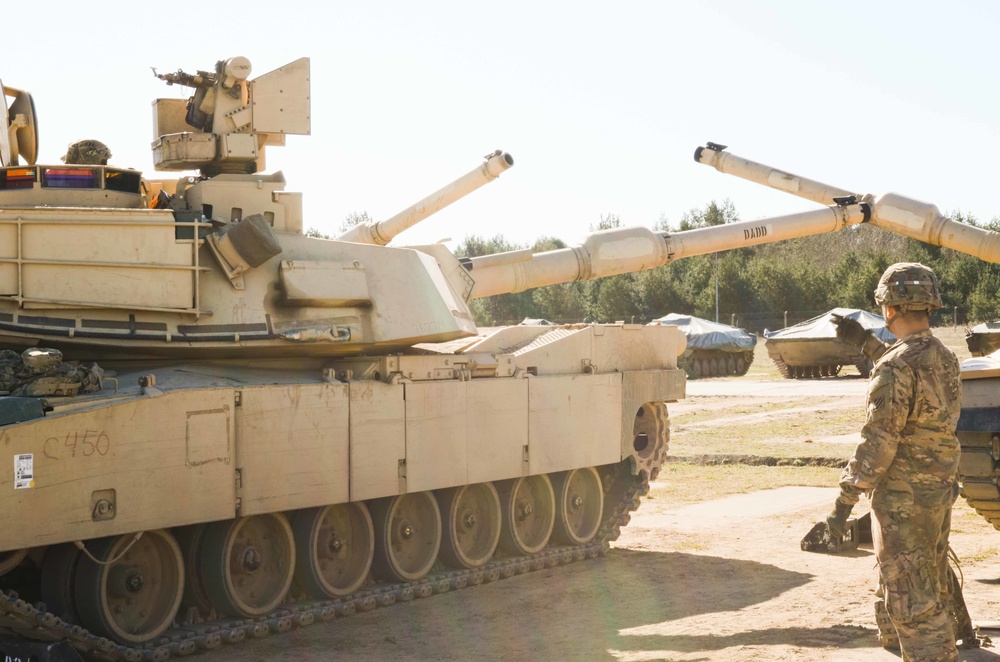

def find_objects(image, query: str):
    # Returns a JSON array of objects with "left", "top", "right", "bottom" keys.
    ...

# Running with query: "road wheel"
[
  {"left": 200, "top": 514, "right": 295, "bottom": 618},
  {"left": 552, "top": 467, "right": 604, "bottom": 545},
  {"left": 173, "top": 524, "right": 213, "bottom": 620},
  {"left": 293, "top": 503, "right": 374, "bottom": 598},
  {"left": 41, "top": 544, "right": 83, "bottom": 624},
  {"left": 0, "top": 548, "right": 27, "bottom": 578},
  {"left": 497, "top": 475, "right": 556, "bottom": 555},
  {"left": 74, "top": 530, "right": 184, "bottom": 644},
  {"left": 438, "top": 483, "right": 501, "bottom": 569},
  {"left": 370, "top": 492, "right": 442, "bottom": 582}
]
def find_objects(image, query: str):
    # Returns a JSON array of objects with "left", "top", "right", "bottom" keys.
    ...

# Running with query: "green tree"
[{"left": 676, "top": 199, "right": 738, "bottom": 230}]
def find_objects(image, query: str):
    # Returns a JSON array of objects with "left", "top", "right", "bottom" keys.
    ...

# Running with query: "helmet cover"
[{"left": 873, "top": 262, "right": 942, "bottom": 311}]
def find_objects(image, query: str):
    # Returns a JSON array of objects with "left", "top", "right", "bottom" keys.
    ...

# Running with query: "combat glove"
[
  {"left": 825, "top": 499, "right": 854, "bottom": 539},
  {"left": 831, "top": 313, "right": 888, "bottom": 363}
]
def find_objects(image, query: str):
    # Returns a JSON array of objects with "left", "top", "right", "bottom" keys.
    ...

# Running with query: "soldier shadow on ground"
[
  {"left": 595, "top": 548, "right": 881, "bottom": 657},
  {"left": 613, "top": 630, "right": 1000, "bottom": 659}
]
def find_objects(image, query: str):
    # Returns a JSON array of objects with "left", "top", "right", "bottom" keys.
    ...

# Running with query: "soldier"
[{"left": 827, "top": 262, "right": 962, "bottom": 662}]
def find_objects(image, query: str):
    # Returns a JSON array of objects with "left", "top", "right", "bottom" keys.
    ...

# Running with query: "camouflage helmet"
[
  {"left": 873, "top": 262, "right": 942, "bottom": 311},
  {"left": 61, "top": 139, "right": 111, "bottom": 166}
]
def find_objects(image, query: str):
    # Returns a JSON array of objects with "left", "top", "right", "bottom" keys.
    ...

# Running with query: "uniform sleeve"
[{"left": 838, "top": 360, "right": 914, "bottom": 504}]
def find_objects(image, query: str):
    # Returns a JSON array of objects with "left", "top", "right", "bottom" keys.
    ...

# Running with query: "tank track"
[
  {"left": 0, "top": 462, "right": 648, "bottom": 662},
  {"left": 964, "top": 499, "right": 1000, "bottom": 529},
  {"left": 772, "top": 358, "right": 844, "bottom": 380},
  {"left": 685, "top": 350, "right": 754, "bottom": 379}
]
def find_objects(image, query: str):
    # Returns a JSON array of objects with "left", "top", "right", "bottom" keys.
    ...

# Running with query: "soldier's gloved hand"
[
  {"left": 825, "top": 500, "right": 854, "bottom": 539},
  {"left": 832, "top": 313, "right": 868, "bottom": 348}
]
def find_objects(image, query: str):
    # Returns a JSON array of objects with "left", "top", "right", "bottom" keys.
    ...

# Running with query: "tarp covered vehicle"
[
  {"left": 650, "top": 313, "right": 757, "bottom": 378},
  {"left": 764, "top": 307, "right": 894, "bottom": 378},
  {"left": 966, "top": 321, "right": 1000, "bottom": 357}
]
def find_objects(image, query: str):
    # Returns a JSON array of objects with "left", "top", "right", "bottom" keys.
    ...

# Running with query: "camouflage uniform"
[{"left": 838, "top": 328, "right": 962, "bottom": 662}]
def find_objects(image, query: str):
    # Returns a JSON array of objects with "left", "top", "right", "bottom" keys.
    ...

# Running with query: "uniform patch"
[{"left": 866, "top": 369, "right": 895, "bottom": 424}]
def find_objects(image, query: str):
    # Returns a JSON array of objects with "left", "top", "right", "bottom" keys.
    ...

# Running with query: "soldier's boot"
[
  {"left": 947, "top": 563, "right": 985, "bottom": 649},
  {"left": 874, "top": 597, "right": 901, "bottom": 651}
]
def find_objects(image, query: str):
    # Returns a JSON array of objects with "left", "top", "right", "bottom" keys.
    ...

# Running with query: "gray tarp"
[
  {"left": 969, "top": 321, "right": 1000, "bottom": 334},
  {"left": 649, "top": 313, "right": 757, "bottom": 351},
  {"left": 763, "top": 307, "right": 895, "bottom": 343}
]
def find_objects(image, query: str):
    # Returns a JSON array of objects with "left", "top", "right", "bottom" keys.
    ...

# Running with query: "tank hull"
[
  {"left": 954, "top": 366, "right": 1000, "bottom": 531},
  {"left": 764, "top": 337, "right": 871, "bottom": 378},
  {"left": 0, "top": 324, "right": 683, "bottom": 658},
  {"left": 966, "top": 323, "right": 1000, "bottom": 357}
]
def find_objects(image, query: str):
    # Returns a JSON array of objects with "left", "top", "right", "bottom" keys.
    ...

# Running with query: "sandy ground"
[{"left": 209, "top": 372, "right": 1000, "bottom": 662}]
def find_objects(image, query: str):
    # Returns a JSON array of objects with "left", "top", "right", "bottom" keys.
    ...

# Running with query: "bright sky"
[{"left": 6, "top": 1, "right": 999, "bottom": 250}]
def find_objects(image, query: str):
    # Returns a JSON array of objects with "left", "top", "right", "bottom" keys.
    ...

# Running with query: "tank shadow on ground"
[{"left": 209, "top": 548, "right": 813, "bottom": 661}]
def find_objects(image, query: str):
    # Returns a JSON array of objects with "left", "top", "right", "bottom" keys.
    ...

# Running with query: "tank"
[
  {"left": 763, "top": 308, "right": 894, "bottom": 379},
  {"left": 965, "top": 322, "right": 1000, "bottom": 357},
  {"left": 648, "top": 313, "right": 756, "bottom": 378},
  {"left": 693, "top": 142, "right": 1000, "bottom": 534},
  {"left": 0, "top": 60, "right": 896, "bottom": 661}
]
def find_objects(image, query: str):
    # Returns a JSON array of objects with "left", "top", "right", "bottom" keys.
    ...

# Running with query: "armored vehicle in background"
[
  {"left": 649, "top": 313, "right": 756, "bottom": 378},
  {"left": 965, "top": 322, "right": 1000, "bottom": 357},
  {"left": 763, "top": 308, "right": 894, "bottom": 379},
  {"left": 0, "top": 59, "right": 897, "bottom": 661},
  {"left": 693, "top": 142, "right": 1000, "bottom": 536}
]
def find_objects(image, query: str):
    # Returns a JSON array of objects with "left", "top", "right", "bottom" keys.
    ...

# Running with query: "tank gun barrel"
[
  {"left": 695, "top": 142, "right": 1000, "bottom": 265},
  {"left": 467, "top": 203, "right": 869, "bottom": 298},
  {"left": 694, "top": 142, "right": 859, "bottom": 206},
  {"left": 338, "top": 150, "right": 514, "bottom": 246}
]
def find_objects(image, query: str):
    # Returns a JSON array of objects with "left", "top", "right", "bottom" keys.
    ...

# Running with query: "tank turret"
[{"left": 0, "top": 64, "right": 887, "bottom": 363}]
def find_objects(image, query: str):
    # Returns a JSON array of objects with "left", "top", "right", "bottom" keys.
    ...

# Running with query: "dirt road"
[{"left": 211, "top": 368, "right": 1000, "bottom": 662}]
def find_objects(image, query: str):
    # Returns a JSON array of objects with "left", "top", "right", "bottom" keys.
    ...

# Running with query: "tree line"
[{"left": 315, "top": 203, "right": 1000, "bottom": 332}]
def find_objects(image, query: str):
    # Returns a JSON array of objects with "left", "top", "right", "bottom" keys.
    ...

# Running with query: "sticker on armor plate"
[{"left": 14, "top": 453, "right": 34, "bottom": 489}]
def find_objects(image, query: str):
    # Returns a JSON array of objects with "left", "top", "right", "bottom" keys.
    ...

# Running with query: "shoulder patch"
[{"left": 866, "top": 367, "right": 895, "bottom": 423}]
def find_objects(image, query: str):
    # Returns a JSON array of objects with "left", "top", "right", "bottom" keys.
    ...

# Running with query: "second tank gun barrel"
[
  {"left": 466, "top": 203, "right": 870, "bottom": 298},
  {"left": 694, "top": 142, "right": 860, "bottom": 206},
  {"left": 338, "top": 150, "right": 515, "bottom": 246},
  {"left": 695, "top": 142, "right": 1000, "bottom": 265}
]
